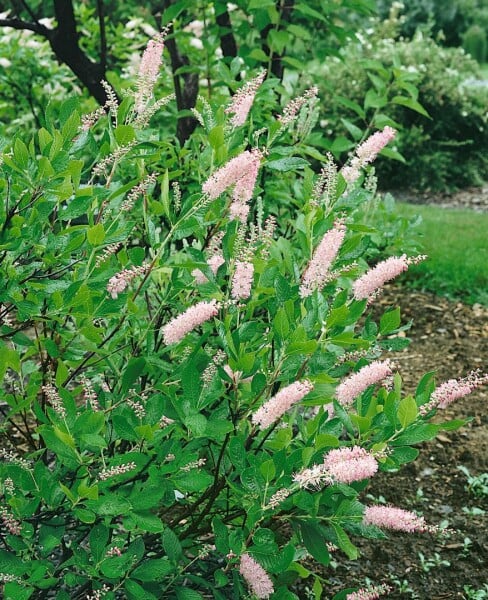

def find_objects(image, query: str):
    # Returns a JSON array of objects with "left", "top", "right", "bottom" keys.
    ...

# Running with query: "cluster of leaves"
[
  {"left": 0, "top": 41, "right": 467, "bottom": 600},
  {"left": 316, "top": 14, "right": 488, "bottom": 191}
]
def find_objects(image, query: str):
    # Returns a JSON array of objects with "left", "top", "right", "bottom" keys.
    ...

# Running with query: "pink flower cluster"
[
  {"left": 252, "top": 380, "right": 314, "bottom": 429},
  {"left": 231, "top": 260, "right": 254, "bottom": 300},
  {"left": 192, "top": 254, "right": 225, "bottom": 284},
  {"left": 420, "top": 370, "right": 488, "bottom": 414},
  {"left": 342, "top": 126, "right": 396, "bottom": 184},
  {"left": 42, "top": 383, "right": 66, "bottom": 418},
  {"left": 353, "top": 254, "right": 425, "bottom": 303},
  {"left": 323, "top": 446, "right": 378, "bottom": 484},
  {"left": 239, "top": 553, "right": 274, "bottom": 599},
  {"left": 300, "top": 220, "right": 346, "bottom": 297},
  {"left": 225, "top": 70, "right": 266, "bottom": 127},
  {"left": 336, "top": 360, "right": 393, "bottom": 406},
  {"left": 363, "top": 505, "right": 427, "bottom": 532},
  {"left": 107, "top": 264, "right": 148, "bottom": 299},
  {"left": 135, "top": 33, "right": 165, "bottom": 112},
  {"left": 346, "top": 584, "right": 392, "bottom": 600},
  {"left": 162, "top": 300, "right": 219, "bottom": 345},
  {"left": 293, "top": 463, "right": 333, "bottom": 490},
  {"left": 202, "top": 149, "right": 262, "bottom": 222},
  {"left": 0, "top": 506, "right": 21, "bottom": 535},
  {"left": 278, "top": 87, "right": 318, "bottom": 127}
]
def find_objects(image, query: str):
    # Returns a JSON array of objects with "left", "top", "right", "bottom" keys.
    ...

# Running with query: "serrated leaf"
[
  {"left": 163, "top": 527, "right": 182, "bottom": 562},
  {"left": 379, "top": 307, "right": 401, "bottom": 335},
  {"left": 397, "top": 396, "right": 418, "bottom": 428},
  {"left": 266, "top": 157, "right": 309, "bottom": 171},
  {"left": 331, "top": 523, "right": 358, "bottom": 560},
  {"left": 301, "top": 523, "right": 330, "bottom": 565},
  {"left": 132, "top": 558, "right": 172, "bottom": 582},
  {"left": 87, "top": 223, "right": 105, "bottom": 246}
]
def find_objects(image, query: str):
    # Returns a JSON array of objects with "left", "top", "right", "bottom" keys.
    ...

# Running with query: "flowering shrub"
[
  {"left": 0, "top": 33, "right": 486, "bottom": 600},
  {"left": 317, "top": 10, "right": 488, "bottom": 191}
]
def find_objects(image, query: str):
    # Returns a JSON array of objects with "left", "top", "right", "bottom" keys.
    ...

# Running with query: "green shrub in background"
[
  {"left": 317, "top": 15, "right": 488, "bottom": 191},
  {"left": 0, "top": 32, "right": 486, "bottom": 600},
  {"left": 463, "top": 24, "right": 487, "bottom": 63}
]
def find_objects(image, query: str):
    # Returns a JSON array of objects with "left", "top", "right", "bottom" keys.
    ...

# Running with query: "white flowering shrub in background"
[{"left": 0, "top": 33, "right": 486, "bottom": 600}]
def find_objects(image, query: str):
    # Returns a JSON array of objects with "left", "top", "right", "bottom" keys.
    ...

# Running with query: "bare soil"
[{"left": 324, "top": 286, "right": 488, "bottom": 599}]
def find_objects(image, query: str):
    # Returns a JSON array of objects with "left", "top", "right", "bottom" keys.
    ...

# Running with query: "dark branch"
[
  {"left": 158, "top": 7, "right": 199, "bottom": 145},
  {"left": 96, "top": 0, "right": 107, "bottom": 72},
  {"left": 0, "top": 17, "right": 49, "bottom": 35},
  {"left": 215, "top": 3, "right": 238, "bottom": 61}
]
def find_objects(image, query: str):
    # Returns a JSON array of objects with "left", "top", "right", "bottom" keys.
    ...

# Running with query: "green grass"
[{"left": 396, "top": 203, "right": 488, "bottom": 305}]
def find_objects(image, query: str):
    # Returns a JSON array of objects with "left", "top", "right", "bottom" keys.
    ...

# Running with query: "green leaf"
[
  {"left": 162, "top": 527, "right": 182, "bottom": 562},
  {"left": 87, "top": 223, "right": 105, "bottom": 246},
  {"left": 114, "top": 124, "right": 136, "bottom": 145},
  {"left": 125, "top": 580, "right": 158, "bottom": 600},
  {"left": 130, "top": 512, "right": 165, "bottom": 533},
  {"left": 14, "top": 139, "right": 29, "bottom": 169},
  {"left": 379, "top": 307, "right": 400, "bottom": 335},
  {"left": 0, "top": 550, "right": 25, "bottom": 575},
  {"left": 301, "top": 523, "right": 330, "bottom": 565},
  {"left": 392, "top": 95, "right": 430, "bottom": 118},
  {"left": 266, "top": 157, "right": 309, "bottom": 171},
  {"left": 397, "top": 396, "right": 418, "bottom": 429},
  {"left": 209, "top": 125, "right": 224, "bottom": 149},
  {"left": 173, "top": 471, "right": 213, "bottom": 493},
  {"left": 176, "top": 590, "right": 204, "bottom": 600},
  {"left": 122, "top": 357, "right": 146, "bottom": 393},
  {"left": 273, "top": 307, "right": 289, "bottom": 339},
  {"left": 393, "top": 423, "right": 440, "bottom": 446},
  {"left": 89, "top": 523, "right": 109, "bottom": 562},
  {"left": 132, "top": 558, "right": 173, "bottom": 582},
  {"left": 331, "top": 523, "right": 358, "bottom": 560}
]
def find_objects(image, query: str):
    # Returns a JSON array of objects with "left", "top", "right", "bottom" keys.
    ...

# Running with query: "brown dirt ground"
[{"left": 322, "top": 286, "right": 488, "bottom": 599}]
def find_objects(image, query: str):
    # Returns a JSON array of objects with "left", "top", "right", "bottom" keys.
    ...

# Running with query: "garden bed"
[{"left": 325, "top": 286, "right": 488, "bottom": 598}]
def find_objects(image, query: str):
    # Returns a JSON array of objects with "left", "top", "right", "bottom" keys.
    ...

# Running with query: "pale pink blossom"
[
  {"left": 252, "top": 380, "right": 314, "bottom": 429},
  {"left": 293, "top": 463, "right": 333, "bottom": 490},
  {"left": 420, "top": 370, "right": 488, "bottom": 414},
  {"left": 107, "top": 264, "right": 148, "bottom": 299},
  {"left": 356, "top": 127, "right": 396, "bottom": 162},
  {"left": 135, "top": 33, "right": 165, "bottom": 112},
  {"left": 341, "top": 126, "right": 396, "bottom": 184},
  {"left": 265, "top": 488, "right": 291, "bottom": 509},
  {"left": 363, "top": 505, "right": 427, "bottom": 532},
  {"left": 202, "top": 150, "right": 262, "bottom": 221},
  {"left": 0, "top": 506, "right": 21, "bottom": 535},
  {"left": 231, "top": 260, "right": 254, "bottom": 300},
  {"left": 192, "top": 254, "right": 225, "bottom": 284},
  {"left": 346, "top": 584, "right": 392, "bottom": 600},
  {"left": 300, "top": 220, "right": 346, "bottom": 297},
  {"left": 353, "top": 255, "right": 425, "bottom": 303},
  {"left": 162, "top": 300, "right": 219, "bottom": 345},
  {"left": 239, "top": 553, "right": 274, "bottom": 599},
  {"left": 336, "top": 360, "right": 393, "bottom": 406},
  {"left": 323, "top": 446, "right": 378, "bottom": 484},
  {"left": 278, "top": 87, "right": 318, "bottom": 126},
  {"left": 225, "top": 71, "right": 266, "bottom": 127}
]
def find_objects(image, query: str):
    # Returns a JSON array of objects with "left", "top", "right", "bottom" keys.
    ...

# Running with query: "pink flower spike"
[
  {"left": 323, "top": 446, "right": 378, "bottom": 484},
  {"left": 420, "top": 370, "right": 488, "bottom": 414},
  {"left": 192, "top": 254, "right": 225, "bottom": 284},
  {"left": 202, "top": 150, "right": 262, "bottom": 221},
  {"left": 300, "top": 220, "right": 346, "bottom": 297},
  {"left": 252, "top": 380, "right": 314, "bottom": 429},
  {"left": 162, "top": 300, "right": 219, "bottom": 345},
  {"left": 231, "top": 260, "right": 254, "bottom": 300},
  {"left": 356, "top": 126, "right": 396, "bottom": 164},
  {"left": 352, "top": 255, "right": 425, "bottom": 303},
  {"left": 239, "top": 553, "right": 274, "bottom": 599},
  {"left": 346, "top": 583, "right": 392, "bottom": 600},
  {"left": 363, "top": 505, "right": 427, "bottom": 532},
  {"left": 336, "top": 360, "right": 393, "bottom": 406},
  {"left": 135, "top": 33, "right": 165, "bottom": 112},
  {"left": 225, "top": 71, "right": 266, "bottom": 127}
]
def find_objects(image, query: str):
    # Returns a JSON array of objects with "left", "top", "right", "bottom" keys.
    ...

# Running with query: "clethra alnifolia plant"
[{"left": 0, "top": 32, "right": 486, "bottom": 600}]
